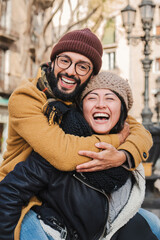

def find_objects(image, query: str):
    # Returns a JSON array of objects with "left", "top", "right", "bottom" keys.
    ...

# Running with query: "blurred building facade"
[
  {"left": 0, "top": 0, "right": 40, "bottom": 162},
  {"left": 0, "top": 0, "right": 160, "bottom": 163},
  {"left": 102, "top": 0, "right": 160, "bottom": 124},
  {"left": 0, "top": 0, "right": 18, "bottom": 159}
]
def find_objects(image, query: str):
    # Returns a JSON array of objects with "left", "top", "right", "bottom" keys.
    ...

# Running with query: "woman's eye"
[
  {"left": 88, "top": 97, "right": 96, "bottom": 100},
  {"left": 105, "top": 98, "right": 114, "bottom": 101}
]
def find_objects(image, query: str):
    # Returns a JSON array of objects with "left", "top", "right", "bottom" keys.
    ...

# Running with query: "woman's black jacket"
[
  {"left": 0, "top": 151, "right": 109, "bottom": 240},
  {"left": 0, "top": 101, "right": 129, "bottom": 240}
]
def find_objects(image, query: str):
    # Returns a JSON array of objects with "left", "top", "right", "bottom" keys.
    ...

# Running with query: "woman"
[{"left": 0, "top": 71, "right": 158, "bottom": 240}]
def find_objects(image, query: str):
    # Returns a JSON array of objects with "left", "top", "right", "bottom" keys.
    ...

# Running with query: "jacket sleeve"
[
  {"left": 6, "top": 82, "right": 119, "bottom": 171},
  {"left": 0, "top": 152, "right": 52, "bottom": 240},
  {"left": 118, "top": 115, "right": 153, "bottom": 169},
  {"left": 6, "top": 82, "right": 152, "bottom": 171}
]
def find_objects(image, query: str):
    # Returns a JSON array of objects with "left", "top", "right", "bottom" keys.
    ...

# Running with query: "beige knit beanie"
[{"left": 81, "top": 71, "right": 133, "bottom": 111}]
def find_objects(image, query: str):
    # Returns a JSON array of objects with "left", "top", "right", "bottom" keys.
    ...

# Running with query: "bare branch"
[
  {"left": 68, "top": 0, "right": 73, "bottom": 13},
  {"left": 66, "top": 5, "right": 100, "bottom": 33},
  {"left": 58, "top": 3, "right": 64, "bottom": 37},
  {"left": 66, "top": 0, "right": 82, "bottom": 29},
  {"left": 91, "top": 14, "right": 104, "bottom": 32},
  {"left": 42, "top": 0, "right": 64, "bottom": 37}
]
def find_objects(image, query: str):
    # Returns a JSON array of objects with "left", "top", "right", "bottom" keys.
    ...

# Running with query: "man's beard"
[{"left": 47, "top": 68, "right": 92, "bottom": 102}]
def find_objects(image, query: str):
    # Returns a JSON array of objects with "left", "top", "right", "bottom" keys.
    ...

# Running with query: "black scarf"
[
  {"left": 38, "top": 63, "right": 130, "bottom": 194},
  {"left": 44, "top": 100, "right": 130, "bottom": 194}
]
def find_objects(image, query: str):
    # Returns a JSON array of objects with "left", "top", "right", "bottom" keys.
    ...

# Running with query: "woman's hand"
[{"left": 76, "top": 142, "right": 126, "bottom": 172}]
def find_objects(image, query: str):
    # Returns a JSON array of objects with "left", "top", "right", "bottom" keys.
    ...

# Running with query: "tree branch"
[
  {"left": 65, "top": 4, "right": 100, "bottom": 34},
  {"left": 42, "top": 0, "right": 64, "bottom": 37}
]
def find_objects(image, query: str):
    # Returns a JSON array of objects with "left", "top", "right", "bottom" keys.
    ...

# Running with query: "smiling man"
[
  {"left": 54, "top": 53, "right": 93, "bottom": 93},
  {"left": 47, "top": 52, "right": 94, "bottom": 101},
  {"left": 0, "top": 28, "right": 152, "bottom": 178},
  {"left": 0, "top": 28, "right": 156, "bottom": 239}
]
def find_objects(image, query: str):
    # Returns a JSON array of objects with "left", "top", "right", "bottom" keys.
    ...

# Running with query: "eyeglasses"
[{"left": 56, "top": 55, "right": 93, "bottom": 76}]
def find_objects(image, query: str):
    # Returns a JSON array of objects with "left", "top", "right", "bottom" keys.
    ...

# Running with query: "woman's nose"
[{"left": 96, "top": 99, "right": 106, "bottom": 108}]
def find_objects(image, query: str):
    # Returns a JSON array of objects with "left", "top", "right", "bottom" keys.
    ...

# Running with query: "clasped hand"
[{"left": 76, "top": 122, "right": 130, "bottom": 172}]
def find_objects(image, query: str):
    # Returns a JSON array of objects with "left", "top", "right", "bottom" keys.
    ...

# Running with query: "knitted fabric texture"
[
  {"left": 50, "top": 28, "right": 103, "bottom": 74},
  {"left": 37, "top": 63, "right": 55, "bottom": 99},
  {"left": 81, "top": 71, "right": 133, "bottom": 111},
  {"left": 45, "top": 101, "right": 130, "bottom": 194}
]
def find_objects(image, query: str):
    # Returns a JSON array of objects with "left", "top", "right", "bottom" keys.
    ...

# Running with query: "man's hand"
[
  {"left": 76, "top": 142, "right": 126, "bottom": 172},
  {"left": 118, "top": 122, "right": 130, "bottom": 145}
]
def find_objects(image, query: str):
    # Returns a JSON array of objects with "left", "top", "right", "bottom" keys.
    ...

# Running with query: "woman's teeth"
[{"left": 93, "top": 113, "right": 109, "bottom": 120}]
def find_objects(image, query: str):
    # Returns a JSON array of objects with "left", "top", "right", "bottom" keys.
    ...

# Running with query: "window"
[
  {"left": 0, "top": 0, "right": 8, "bottom": 27},
  {"left": 102, "top": 51, "right": 116, "bottom": 71}
]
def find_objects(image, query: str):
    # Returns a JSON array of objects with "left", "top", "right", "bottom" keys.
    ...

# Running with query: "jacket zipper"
[{"left": 73, "top": 173, "right": 109, "bottom": 240}]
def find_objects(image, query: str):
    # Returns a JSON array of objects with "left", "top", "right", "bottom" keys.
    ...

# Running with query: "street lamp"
[
  {"left": 121, "top": 4, "right": 136, "bottom": 37},
  {"left": 121, "top": 0, "right": 160, "bottom": 168},
  {"left": 121, "top": 0, "right": 160, "bottom": 127},
  {"left": 139, "top": 0, "right": 155, "bottom": 26}
]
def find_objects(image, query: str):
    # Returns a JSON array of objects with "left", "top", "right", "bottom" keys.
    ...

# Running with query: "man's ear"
[{"left": 51, "top": 61, "right": 54, "bottom": 69}]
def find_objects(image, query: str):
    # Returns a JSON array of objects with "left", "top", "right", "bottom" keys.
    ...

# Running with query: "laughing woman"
[{"left": 0, "top": 71, "right": 159, "bottom": 240}]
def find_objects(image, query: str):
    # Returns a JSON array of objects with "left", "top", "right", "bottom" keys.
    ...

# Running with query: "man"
[
  {"left": 0, "top": 28, "right": 158, "bottom": 239},
  {"left": 0, "top": 28, "right": 151, "bottom": 180}
]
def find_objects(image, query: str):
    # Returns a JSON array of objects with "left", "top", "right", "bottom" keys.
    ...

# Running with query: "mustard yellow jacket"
[{"left": 0, "top": 68, "right": 152, "bottom": 239}]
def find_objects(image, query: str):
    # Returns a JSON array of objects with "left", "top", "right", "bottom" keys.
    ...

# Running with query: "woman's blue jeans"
[
  {"left": 20, "top": 208, "right": 160, "bottom": 240},
  {"left": 138, "top": 208, "right": 160, "bottom": 239},
  {"left": 20, "top": 210, "right": 55, "bottom": 240}
]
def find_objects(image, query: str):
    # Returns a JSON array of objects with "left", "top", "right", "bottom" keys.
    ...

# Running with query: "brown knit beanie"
[
  {"left": 81, "top": 71, "right": 133, "bottom": 111},
  {"left": 50, "top": 28, "right": 103, "bottom": 75}
]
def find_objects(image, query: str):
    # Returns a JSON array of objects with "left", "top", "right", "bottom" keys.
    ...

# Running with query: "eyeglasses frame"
[{"left": 55, "top": 55, "right": 93, "bottom": 76}]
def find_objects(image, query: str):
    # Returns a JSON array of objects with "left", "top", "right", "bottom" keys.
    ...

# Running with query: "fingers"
[
  {"left": 76, "top": 159, "right": 111, "bottom": 172},
  {"left": 77, "top": 142, "right": 117, "bottom": 172},
  {"left": 95, "top": 142, "right": 112, "bottom": 150},
  {"left": 78, "top": 142, "right": 112, "bottom": 158},
  {"left": 78, "top": 149, "right": 111, "bottom": 161},
  {"left": 76, "top": 159, "right": 99, "bottom": 170},
  {"left": 78, "top": 150, "right": 100, "bottom": 159},
  {"left": 77, "top": 166, "right": 103, "bottom": 172}
]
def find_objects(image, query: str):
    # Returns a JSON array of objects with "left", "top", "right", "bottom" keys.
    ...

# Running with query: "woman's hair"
[{"left": 109, "top": 92, "right": 127, "bottom": 134}]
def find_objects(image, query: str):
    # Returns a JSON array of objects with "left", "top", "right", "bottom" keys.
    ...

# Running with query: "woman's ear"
[{"left": 90, "top": 74, "right": 94, "bottom": 79}]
